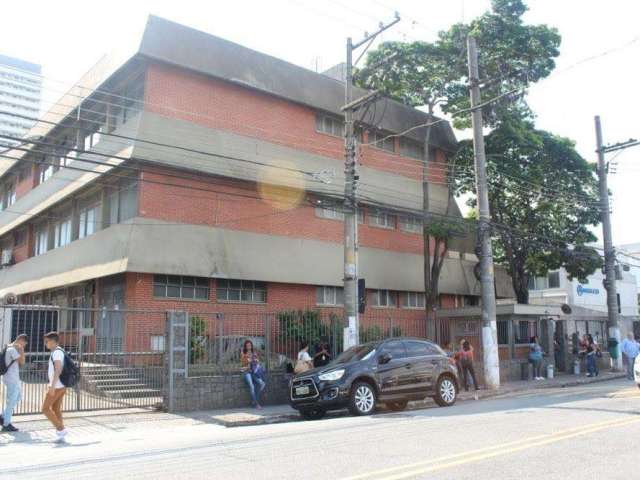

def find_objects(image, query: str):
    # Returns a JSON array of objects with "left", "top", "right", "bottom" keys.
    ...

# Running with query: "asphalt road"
[{"left": 1, "top": 379, "right": 639, "bottom": 479}]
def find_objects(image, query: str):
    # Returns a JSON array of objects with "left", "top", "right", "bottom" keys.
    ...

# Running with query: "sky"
[{"left": 1, "top": 0, "right": 639, "bottom": 245}]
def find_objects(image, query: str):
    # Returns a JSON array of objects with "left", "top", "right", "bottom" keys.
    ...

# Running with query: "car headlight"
[{"left": 318, "top": 369, "right": 345, "bottom": 381}]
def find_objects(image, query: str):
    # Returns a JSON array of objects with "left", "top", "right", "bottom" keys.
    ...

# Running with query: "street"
[{"left": 1, "top": 379, "right": 638, "bottom": 479}]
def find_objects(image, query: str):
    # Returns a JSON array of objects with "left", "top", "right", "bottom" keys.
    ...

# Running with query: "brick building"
[{"left": 0, "top": 16, "right": 512, "bottom": 351}]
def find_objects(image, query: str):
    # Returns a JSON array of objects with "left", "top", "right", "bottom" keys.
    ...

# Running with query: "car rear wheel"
[
  {"left": 434, "top": 375, "right": 457, "bottom": 407},
  {"left": 299, "top": 408, "right": 326, "bottom": 420},
  {"left": 349, "top": 381, "right": 376, "bottom": 416},
  {"left": 385, "top": 400, "right": 408, "bottom": 412}
]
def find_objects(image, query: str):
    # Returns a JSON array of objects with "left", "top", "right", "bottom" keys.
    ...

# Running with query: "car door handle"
[{"left": 404, "top": 363, "right": 412, "bottom": 369}]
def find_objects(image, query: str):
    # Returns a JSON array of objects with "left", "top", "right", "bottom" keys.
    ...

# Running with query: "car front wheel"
[
  {"left": 434, "top": 375, "right": 457, "bottom": 407},
  {"left": 349, "top": 381, "right": 376, "bottom": 416}
]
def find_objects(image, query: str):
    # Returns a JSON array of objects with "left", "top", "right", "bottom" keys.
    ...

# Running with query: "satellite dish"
[{"left": 561, "top": 304, "right": 572, "bottom": 315}]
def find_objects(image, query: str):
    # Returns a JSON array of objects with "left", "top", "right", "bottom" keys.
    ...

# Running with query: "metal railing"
[
  {"left": 0, "top": 306, "right": 165, "bottom": 415},
  {"left": 186, "top": 309, "right": 428, "bottom": 377}
]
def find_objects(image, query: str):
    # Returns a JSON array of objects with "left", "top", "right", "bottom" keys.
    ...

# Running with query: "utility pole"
[
  {"left": 595, "top": 115, "right": 624, "bottom": 371},
  {"left": 343, "top": 15, "right": 400, "bottom": 349},
  {"left": 467, "top": 36, "right": 500, "bottom": 389}
]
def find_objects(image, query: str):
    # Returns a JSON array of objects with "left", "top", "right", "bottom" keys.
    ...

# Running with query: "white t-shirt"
[
  {"left": 3, "top": 346, "right": 21, "bottom": 385},
  {"left": 48, "top": 349, "right": 65, "bottom": 389},
  {"left": 298, "top": 351, "right": 312, "bottom": 362}
]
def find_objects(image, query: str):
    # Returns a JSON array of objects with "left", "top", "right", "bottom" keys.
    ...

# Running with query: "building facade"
[
  {"left": 0, "top": 54, "right": 42, "bottom": 147},
  {"left": 0, "top": 17, "right": 512, "bottom": 353}
]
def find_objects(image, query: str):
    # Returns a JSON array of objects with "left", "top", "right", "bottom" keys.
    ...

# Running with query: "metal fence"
[
  {"left": 0, "top": 306, "right": 165, "bottom": 415},
  {"left": 186, "top": 309, "right": 428, "bottom": 377}
]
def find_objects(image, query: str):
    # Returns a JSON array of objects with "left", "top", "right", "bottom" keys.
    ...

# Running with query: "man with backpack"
[
  {"left": 0, "top": 333, "right": 27, "bottom": 432},
  {"left": 42, "top": 331, "right": 70, "bottom": 442}
]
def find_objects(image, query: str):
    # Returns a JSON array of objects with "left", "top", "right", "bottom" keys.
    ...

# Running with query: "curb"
[{"left": 216, "top": 373, "right": 627, "bottom": 427}]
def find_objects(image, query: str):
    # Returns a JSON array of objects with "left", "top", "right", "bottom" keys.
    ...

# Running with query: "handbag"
[{"left": 294, "top": 359, "right": 311, "bottom": 374}]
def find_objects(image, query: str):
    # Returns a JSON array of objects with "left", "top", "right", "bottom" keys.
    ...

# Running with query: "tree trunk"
[{"left": 423, "top": 105, "right": 435, "bottom": 340}]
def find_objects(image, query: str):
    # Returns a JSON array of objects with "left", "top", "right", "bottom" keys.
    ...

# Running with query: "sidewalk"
[
  {"left": 9, "top": 371, "right": 625, "bottom": 431},
  {"left": 182, "top": 370, "right": 627, "bottom": 427}
]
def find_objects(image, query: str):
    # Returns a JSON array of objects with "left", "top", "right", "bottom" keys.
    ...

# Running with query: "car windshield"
[{"left": 332, "top": 343, "right": 377, "bottom": 365}]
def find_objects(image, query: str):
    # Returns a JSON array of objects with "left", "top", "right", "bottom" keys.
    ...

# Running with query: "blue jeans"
[
  {"left": 587, "top": 354, "right": 598, "bottom": 376},
  {"left": 243, "top": 372, "right": 266, "bottom": 405},
  {"left": 625, "top": 356, "right": 636, "bottom": 380},
  {"left": 3, "top": 382, "right": 22, "bottom": 426}
]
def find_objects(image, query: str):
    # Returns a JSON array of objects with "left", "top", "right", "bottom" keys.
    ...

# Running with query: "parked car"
[
  {"left": 289, "top": 337, "right": 459, "bottom": 420},
  {"left": 635, "top": 355, "right": 640, "bottom": 389}
]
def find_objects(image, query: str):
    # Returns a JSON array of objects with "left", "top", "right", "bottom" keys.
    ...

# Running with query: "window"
[
  {"left": 13, "top": 228, "right": 26, "bottom": 247},
  {"left": 548, "top": 271, "right": 560, "bottom": 289},
  {"left": 528, "top": 276, "right": 549, "bottom": 291},
  {"left": 372, "top": 290, "right": 396, "bottom": 307},
  {"left": 399, "top": 138, "right": 423, "bottom": 160},
  {"left": 315, "top": 114, "right": 344, "bottom": 137},
  {"left": 2, "top": 182, "right": 16, "bottom": 209},
  {"left": 108, "top": 179, "right": 138, "bottom": 225},
  {"left": 151, "top": 335, "right": 165, "bottom": 352},
  {"left": 401, "top": 291, "right": 425, "bottom": 309},
  {"left": 78, "top": 204, "right": 99, "bottom": 239},
  {"left": 516, "top": 320, "right": 537, "bottom": 344},
  {"left": 369, "top": 209, "right": 396, "bottom": 229},
  {"left": 217, "top": 279, "right": 267, "bottom": 303},
  {"left": 617, "top": 293, "right": 621, "bottom": 314},
  {"left": 34, "top": 225, "right": 48, "bottom": 256},
  {"left": 83, "top": 131, "right": 101, "bottom": 151},
  {"left": 53, "top": 218, "right": 72, "bottom": 248},
  {"left": 370, "top": 130, "right": 395, "bottom": 152},
  {"left": 400, "top": 215, "right": 422, "bottom": 233},
  {"left": 380, "top": 340, "right": 406, "bottom": 359},
  {"left": 316, "top": 286, "right": 344, "bottom": 306},
  {"left": 39, "top": 162, "right": 54, "bottom": 184},
  {"left": 405, "top": 340, "right": 440, "bottom": 357},
  {"left": 153, "top": 275, "right": 210, "bottom": 300},
  {"left": 497, "top": 320, "right": 509, "bottom": 345},
  {"left": 315, "top": 205, "right": 344, "bottom": 221}
]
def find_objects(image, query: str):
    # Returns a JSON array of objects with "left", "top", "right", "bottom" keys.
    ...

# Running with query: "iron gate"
[{"left": 0, "top": 306, "right": 165, "bottom": 415}]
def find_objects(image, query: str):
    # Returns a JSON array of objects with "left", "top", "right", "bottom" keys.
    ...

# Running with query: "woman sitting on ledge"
[{"left": 241, "top": 340, "right": 266, "bottom": 409}]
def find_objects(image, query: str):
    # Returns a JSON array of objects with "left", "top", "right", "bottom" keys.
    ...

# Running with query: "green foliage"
[
  {"left": 424, "top": 217, "right": 467, "bottom": 239},
  {"left": 454, "top": 117, "right": 602, "bottom": 303},
  {"left": 189, "top": 315, "right": 208, "bottom": 364},
  {"left": 277, "top": 310, "right": 343, "bottom": 353},
  {"left": 359, "top": 324, "right": 403, "bottom": 342},
  {"left": 356, "top": 0, "right": 560, "bottom": 129}
]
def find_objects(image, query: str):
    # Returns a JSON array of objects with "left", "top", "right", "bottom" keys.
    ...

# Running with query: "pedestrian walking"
[
  {"left": 529, "top": 336, "right": 544, "bottom": 380},
  {"left": 459, "top": 340, "right": 479, "bottom": 399},
  {"left": 1, "top": 334, "right": 27, "bottom": 432},
  {"left": 620, "top": 332, "right": 639, "bottom": 381},
  {"left": 42, "top": 332, "right": 68, "bottom": 442},
  {"left": 240, "top": 340, "right": 266, "bottom": 409}
]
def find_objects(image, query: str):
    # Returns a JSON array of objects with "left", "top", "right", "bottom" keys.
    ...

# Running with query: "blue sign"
[{"left": 577, "top": 284, "right": 599, "bottom": 296}]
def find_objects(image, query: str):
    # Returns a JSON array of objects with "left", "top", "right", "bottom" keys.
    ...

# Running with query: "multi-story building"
[
  {"left": 0, "top": 16, "right": 512, "bottom": 351},
  {"left": 0, "top": 54, "right": 42, "bottom": 147}
]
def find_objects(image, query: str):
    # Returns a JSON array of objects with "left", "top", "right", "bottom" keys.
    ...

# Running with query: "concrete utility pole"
[
  {"left": 343, "top": 15, "right": 400, "bottom": 349},
  {"left": 594, "top": 115, "right": 623, "bottom": 371},
  {"left": 466, "top": 36, "right": 500, "bottom": 389}
]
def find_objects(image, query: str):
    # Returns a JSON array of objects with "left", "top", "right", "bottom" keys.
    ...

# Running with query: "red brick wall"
[
  {"left": 144, "top": 62, "right": 449, "bottom": 183},
  {"left": 15, "top": 165, "right": 37, "bottom": 200},
  {"left": 139, "top": 166, "right": 447, "bottom": 255}
]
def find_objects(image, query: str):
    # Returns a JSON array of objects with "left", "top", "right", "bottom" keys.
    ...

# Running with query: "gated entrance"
[{"left": 0, "top": 305, "right": 165, "bottom": 415}]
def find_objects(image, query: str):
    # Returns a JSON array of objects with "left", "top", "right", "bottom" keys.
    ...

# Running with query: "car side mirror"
[{"left": 378, "top": 353, "right": 392, "bottom": 364}]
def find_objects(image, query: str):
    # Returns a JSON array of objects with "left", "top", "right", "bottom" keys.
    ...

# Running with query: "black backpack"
[
  {"left": 0, "top": 346, "right": 16, "bottom": 376},
  {"left": 51, "top": 347, "right": 80, "bottom": 388}
]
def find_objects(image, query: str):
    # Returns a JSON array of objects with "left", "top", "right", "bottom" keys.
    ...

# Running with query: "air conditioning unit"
[{"left": 1, "top": 249, "right": 13, "bottom": 267}]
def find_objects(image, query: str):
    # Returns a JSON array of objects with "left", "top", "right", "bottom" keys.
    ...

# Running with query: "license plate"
[{"left": 295, "top": 386, "right": 310, "bottom": 395}]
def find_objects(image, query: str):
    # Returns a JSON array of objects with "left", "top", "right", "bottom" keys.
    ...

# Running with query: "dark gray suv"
[{"left": 290, "top": 337, "right": 459, "bottom": 420}]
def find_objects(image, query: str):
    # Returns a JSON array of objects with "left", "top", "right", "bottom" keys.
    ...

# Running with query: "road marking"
[
  {"left": 340, "top": 416, "right": 640, "bottom": 480},
  {"left": 606, "top": 388, "right": 640, "bottom": 398}
]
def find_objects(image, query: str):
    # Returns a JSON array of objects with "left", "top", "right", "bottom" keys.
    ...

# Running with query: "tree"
[
  {"left": 357, "top": 0, "right": 560, "bottom": 321},
  {"left": 454, "top": 117, "right": 602, "bottom": 303}
]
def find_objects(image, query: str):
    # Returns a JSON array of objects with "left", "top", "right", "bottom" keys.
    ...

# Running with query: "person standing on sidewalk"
[
  {"left": 529, "top": 336, "right": 544, "bottom": 380},
  {"left": 585, "top": 334, "right": 599, "bottom": 378},
  {"left": 459, "top": 340, "right": 479, "bottom": 399},
  {"left": 1, "top": 334, "right": 27, "bottom": 432},
  {"left": 42, "top": 332, "right": 68, "bottom": 442},
  {"left": 620, "top": 332, "right": 639, "bottom": 381}
]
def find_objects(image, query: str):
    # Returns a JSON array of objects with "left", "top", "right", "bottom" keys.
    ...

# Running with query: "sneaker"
[
  {"left": 473, "top": 393, "right": 479, "bottom": 401},
  {"left": 54, "top": 429, "right": 68, "bottom": 442},
  {"left": 2, "top": 424, "right": 18, "bottom": 432}
]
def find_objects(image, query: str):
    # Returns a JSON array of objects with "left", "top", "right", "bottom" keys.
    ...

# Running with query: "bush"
[{"left": 190, "top": 315, "right": 208, "bottom": 364}]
